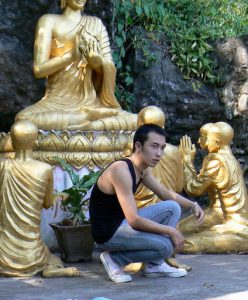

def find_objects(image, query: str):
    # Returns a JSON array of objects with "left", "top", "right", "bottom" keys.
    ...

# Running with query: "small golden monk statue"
[
  {"left": 0, "top": 120, "right": 80, "bottom": 277},
  {"left": 178, "top": 121, "right": 248, "bottom": 253},
  {"left": 15, "top": 0, "right": 137, "bottom": 131}
]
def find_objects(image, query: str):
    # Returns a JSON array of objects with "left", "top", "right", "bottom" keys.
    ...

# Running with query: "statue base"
[{"left": 0, "top": 129, "right": 133, "bottom": 169}]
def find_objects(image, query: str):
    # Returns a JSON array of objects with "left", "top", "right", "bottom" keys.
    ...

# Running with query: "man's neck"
[{"left": 130, "top": 154, "right": 147, "bottom": 173}]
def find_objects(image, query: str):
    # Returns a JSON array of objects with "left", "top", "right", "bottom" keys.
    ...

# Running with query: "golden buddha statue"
[
  {"left": 0, "top": 120, "right": 80, "bottom": 277},
  {"left": 15, "top": 0, "right": 137, "bottom": 131},
  {"left": 178, "top": 122, "right": 248, "bottom": 253}
]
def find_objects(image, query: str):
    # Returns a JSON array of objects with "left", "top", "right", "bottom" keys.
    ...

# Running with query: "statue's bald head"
[
  {"left": 214, "top": 122, "right": 234, "bottom": 146},
  {"left": 205, "top": 122, "right": 234, "bottom": 153},
  {"left": 137, "top": 106, "right": 165, "bottom": 128},
  {"left": 11, "top": 120, "right": 38, "bottom": 150},
  {"left": 200, "top": 123, "right": 214, "bottom": 135}
]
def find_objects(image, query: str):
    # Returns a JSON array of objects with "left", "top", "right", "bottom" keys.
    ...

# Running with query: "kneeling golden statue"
[
  {"left": 178, "top": 122, "right": 248, "bottom": 253},
  {"left": 0, "top": 120, "right": 80, "bottom": 277}
]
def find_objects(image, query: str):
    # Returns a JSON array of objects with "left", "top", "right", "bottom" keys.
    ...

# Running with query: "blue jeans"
[{"left": 98, "top": 200, "right": 181, "bottom": 266}]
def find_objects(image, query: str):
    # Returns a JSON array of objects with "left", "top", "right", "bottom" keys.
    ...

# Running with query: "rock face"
[
  {"left": 0, "top": 1, "right": 247, "bottom": 172},
  {"left": 133, "top": 34, "right": 223, "bottom": 142},
  {"left": 132, "top": 32, "right": 248, "bottom": 183}
]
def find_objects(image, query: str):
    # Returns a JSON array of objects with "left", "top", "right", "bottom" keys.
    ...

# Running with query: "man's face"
[{"left": 139, "top": 132, "right": 166, "bottom": 167}]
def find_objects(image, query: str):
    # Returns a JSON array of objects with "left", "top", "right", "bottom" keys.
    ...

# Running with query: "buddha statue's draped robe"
[
  {"left": 16, "top": 16, "right": 136, "bottom": 131},
  {"left": 0, "top": 159, "right": 49, "bottom": 276}
]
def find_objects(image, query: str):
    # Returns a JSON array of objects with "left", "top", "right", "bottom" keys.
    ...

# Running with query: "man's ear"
[{"left": 135, "top": 141, "right": 142, "bottom": 152}]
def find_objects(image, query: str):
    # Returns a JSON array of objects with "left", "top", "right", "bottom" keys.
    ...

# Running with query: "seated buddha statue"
[
  {"left": 178, "top": 122, "right": 248, "bottom": 253},
  {"left": 0, "top": 120, "right": 80, "bottom": 277},
  {"left": 15, "top": 0, "right": 137, "bottom": 131}
]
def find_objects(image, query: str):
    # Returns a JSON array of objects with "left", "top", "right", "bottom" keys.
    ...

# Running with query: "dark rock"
[{"left": 133, "top": 32, "right": 223, "bottom": 145}]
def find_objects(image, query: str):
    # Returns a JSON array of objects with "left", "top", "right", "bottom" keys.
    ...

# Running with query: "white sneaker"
[
  {"left": 100, "top": 251, "right": 132, "bottom": 283},
  {"left": 143, "top": 262, "right": 187, "bottom": 278}
]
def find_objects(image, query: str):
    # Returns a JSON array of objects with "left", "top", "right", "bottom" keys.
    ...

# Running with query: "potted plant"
[{"left": 50, "top": 157, "right": 101, "bottom": 263}]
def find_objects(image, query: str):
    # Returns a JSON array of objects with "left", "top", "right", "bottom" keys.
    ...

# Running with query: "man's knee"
[
  {"left": 156, "top": 239, "right": 174, "bottom": 258},
  {"left": 169, "top": 200, "right": 181, "bottom": 215},
  {"left": 159, "top": 200, "right": 181, "bottom": 217}
]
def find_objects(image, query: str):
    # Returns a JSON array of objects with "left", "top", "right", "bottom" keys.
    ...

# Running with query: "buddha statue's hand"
[
  {"left": 79, "top": 38, "right": 102, "bottom": 69},
  {"left": 179, "top": 135, "right": 196, "bottom": 163}
]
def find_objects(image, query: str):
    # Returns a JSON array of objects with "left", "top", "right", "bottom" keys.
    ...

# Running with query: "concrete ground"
[{"left": 0, "top": 252, "right": 248, "bottom": 300}]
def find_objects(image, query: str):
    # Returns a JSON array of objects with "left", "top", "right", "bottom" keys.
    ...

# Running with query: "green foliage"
[
  {"left": 55, "top": 157, "right": 101, "bottom": 225},
  {"left": 113, "top": 0, "right": 248, "bottom": 98}
]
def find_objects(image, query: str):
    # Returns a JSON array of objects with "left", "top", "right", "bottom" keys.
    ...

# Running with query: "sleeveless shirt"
[{"left": 89, "top": 158, "right": 142, "bottom": 244}]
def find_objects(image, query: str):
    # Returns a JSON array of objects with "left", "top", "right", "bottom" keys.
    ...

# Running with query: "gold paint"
[
  {"left": 15, "top": 0, "right": 137, "bottom": 131},
  {"left": 179, "top": 122, "right": 248, "bottom": 253},
  {"left": 92, "top": 152, "right": 114, "bottom": 169},
  {"left": 0, "top": 130, "right": 131, "bottom": 169},
  {"left": 92, "top": 132, "right": 112, "bottom": 152},
  {"left": 41, "top": 132, "right": 65, "bottom": 151},
  {"left": 0, "top": 120, "right": 80, "bottom": 277},
  {"left": 66, "top": 133, "right": 91, "bottom": 152}
]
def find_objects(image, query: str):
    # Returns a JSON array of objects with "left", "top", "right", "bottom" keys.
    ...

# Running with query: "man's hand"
[
  {"left": 191, "top": 202, "right": 205, "bottom": 224},
  {"left": 169, "top": 228, "right": 185, "bottom": 253}
]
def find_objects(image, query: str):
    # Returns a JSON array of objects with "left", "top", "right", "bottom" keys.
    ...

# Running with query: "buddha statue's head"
[
  {"left": 137, "top": 106, "right": 165, "bottom": 128},
  {"left": 60, "top": 0, "right": 87, "bottom": 10},
  {"left": 11, "top": 120, "right": 38, "bottom": 151},
  {"left": 198, "top": 123, "right": 213, "bottom": 150}
]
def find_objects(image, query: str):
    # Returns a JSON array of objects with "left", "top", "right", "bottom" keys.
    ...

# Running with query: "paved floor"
[{"left": 0, "top": 252, "right": 248, "bottom": 300}]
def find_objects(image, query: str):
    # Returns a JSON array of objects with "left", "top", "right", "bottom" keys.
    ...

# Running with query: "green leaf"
[
  {"left": 135, "top": 5, "right": 143, "bottom": 16},
  {"left": 115, "top": 36, "right": 123, "bottom": 48}
]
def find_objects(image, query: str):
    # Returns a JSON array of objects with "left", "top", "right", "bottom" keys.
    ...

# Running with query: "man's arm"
[
  {"left": 142, "top": 170, "right": 204, "bottom": 224},
  {"left": 110, "top": 164, "right": 184, "bottom": 252}
]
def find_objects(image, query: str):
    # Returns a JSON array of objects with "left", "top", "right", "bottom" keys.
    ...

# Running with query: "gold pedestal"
[{"left": 0, "top": 130, "right": 133, "bottom": 169}]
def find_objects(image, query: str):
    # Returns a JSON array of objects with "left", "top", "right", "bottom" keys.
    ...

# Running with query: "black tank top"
[{"left": 89, "top": 158, "right": 142, "bottom": 244}]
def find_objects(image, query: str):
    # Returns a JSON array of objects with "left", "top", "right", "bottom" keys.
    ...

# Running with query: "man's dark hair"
[{"left": 132, "top": 124, "right": 165, "bottom": 152}]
